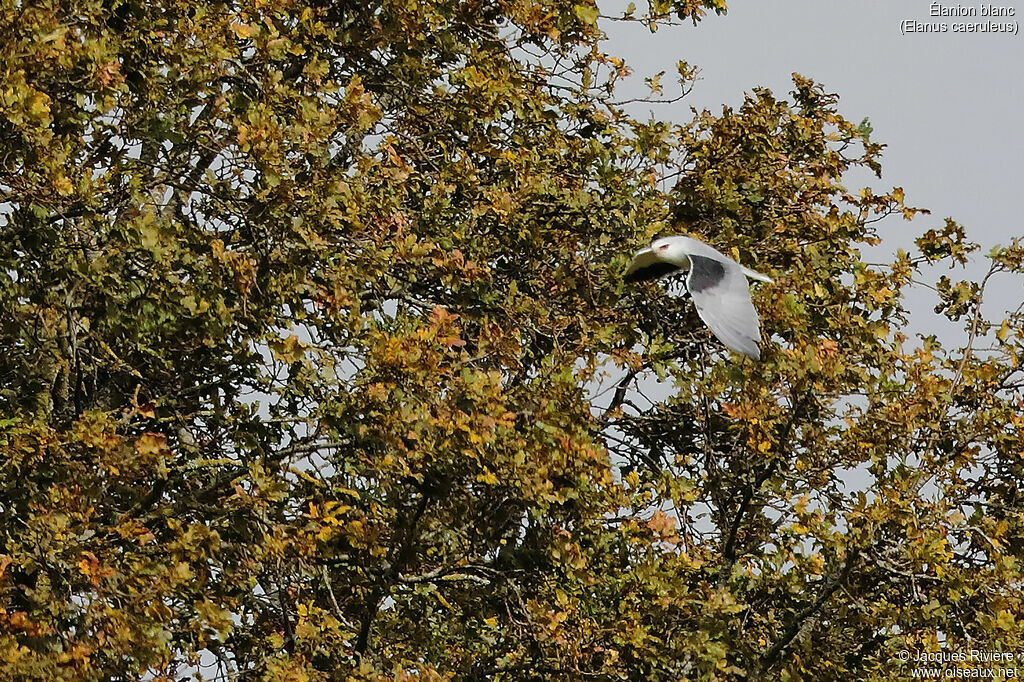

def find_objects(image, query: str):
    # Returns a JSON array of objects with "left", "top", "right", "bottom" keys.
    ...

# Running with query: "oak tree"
[{"left": 2, "top": 0, "right": 1023, "bottom": 679}]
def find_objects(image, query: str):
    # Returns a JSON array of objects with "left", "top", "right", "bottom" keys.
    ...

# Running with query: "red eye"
[{"left": 657, "top": 244, "right": 669, "bottom": 252}]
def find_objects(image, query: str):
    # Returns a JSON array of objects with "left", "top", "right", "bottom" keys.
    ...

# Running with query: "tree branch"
[
  {"left": 355, "top": 492, "right": 431, "bottom": 655},
  {"left": 599, "top": 365, "right": 642, "bottom": 422},
  {"left": 718, "top": 389, "right": 812, "bottom": 584},
  {"left": 761, "top": 553, "right": 857, "bottom": 667}
]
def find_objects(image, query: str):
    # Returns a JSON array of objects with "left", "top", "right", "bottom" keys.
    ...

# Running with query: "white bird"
[{"left": 625, "top": 235, "right": 773, "bottom": 359}]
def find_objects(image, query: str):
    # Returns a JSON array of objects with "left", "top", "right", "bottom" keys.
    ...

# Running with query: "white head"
[{"left": 650, "top": 236, "right": 690, "bottom": 266}]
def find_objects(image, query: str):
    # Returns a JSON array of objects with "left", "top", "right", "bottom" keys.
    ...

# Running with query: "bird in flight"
[{"left": 625, "top": 235, "right": 773, "bottom": 360}]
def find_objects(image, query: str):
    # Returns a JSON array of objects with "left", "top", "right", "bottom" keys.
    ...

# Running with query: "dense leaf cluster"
[{"left": 2, "top": 0, "right": 1023, "bottom": 679}]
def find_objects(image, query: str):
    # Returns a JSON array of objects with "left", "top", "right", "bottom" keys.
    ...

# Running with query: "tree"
[{"left": 2, "top": 0, "right": 1023, "bottom": 679}]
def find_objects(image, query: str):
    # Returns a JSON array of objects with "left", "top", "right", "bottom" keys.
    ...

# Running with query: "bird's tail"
[{"left": 741, "top": 266, "right": 774, "bottom": 284}]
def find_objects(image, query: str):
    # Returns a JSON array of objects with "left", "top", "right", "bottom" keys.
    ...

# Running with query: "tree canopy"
[{"left": 2, "top": 0, "right": 1024, "bottom": 679}]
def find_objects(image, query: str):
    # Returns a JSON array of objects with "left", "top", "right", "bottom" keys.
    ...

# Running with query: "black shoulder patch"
[
  {"left": 624, "top": 261, "right": 681, "bottom": 283},
  {"left": 686, "top": 254, "right": 726, "bottom": 294}
]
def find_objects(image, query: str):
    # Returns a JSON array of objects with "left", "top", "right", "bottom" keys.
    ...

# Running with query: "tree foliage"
[{"left": 2, "top": 0, "right": 1024, "bottom": 679}]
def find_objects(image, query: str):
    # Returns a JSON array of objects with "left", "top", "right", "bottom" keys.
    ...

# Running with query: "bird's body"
[{"left": 625, "top": 235, "right": 773, "bottom": 359}]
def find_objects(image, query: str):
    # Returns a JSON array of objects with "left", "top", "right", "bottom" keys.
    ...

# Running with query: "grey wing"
[
  {"left": 670, "top": 235, "right": 774, "bottom": 283},
  {"left": 624, "top": 246, "right": 683, "bottom": 283},
  {"left": 686, "top": 254, "right": 763, "bottom": 359}
]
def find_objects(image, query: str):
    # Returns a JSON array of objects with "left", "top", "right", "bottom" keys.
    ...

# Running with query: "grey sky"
[{"left": 603, "top": 0, "right": 1024, "bottom": 340}]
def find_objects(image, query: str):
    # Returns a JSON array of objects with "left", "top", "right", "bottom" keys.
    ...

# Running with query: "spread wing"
[
  {"left": 686, "top": 254, "right": 763, "bottom": 360},
  {"left": 624, "top": 246, "right": 683, "bottom": 283}
]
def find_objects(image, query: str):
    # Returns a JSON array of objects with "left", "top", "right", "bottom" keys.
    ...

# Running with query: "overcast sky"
[{"left": 602, "top": 0, "right": 1024, "bottom": 340}]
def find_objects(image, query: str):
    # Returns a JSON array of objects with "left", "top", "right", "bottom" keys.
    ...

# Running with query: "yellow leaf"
[
  {"left": 136, "top": 432, "right": 169, "bottom": 458},
  {"left": 269, "top": 334, "right": 309, "bottom": 363},
  {"left": 28, "top": 94, "right": 51, "bottom": 121},
  {"left": 434, "top": 591, "right": 454, "bottom": 610},
  {"left": 574, "top": 3, "right": 599, "bottom": 25},
  {"left": 54, "top": 176, "right": 73, "bottom": 196},
  {"left": 231, "top": 22, "right": 256, "bottom": 39}
]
